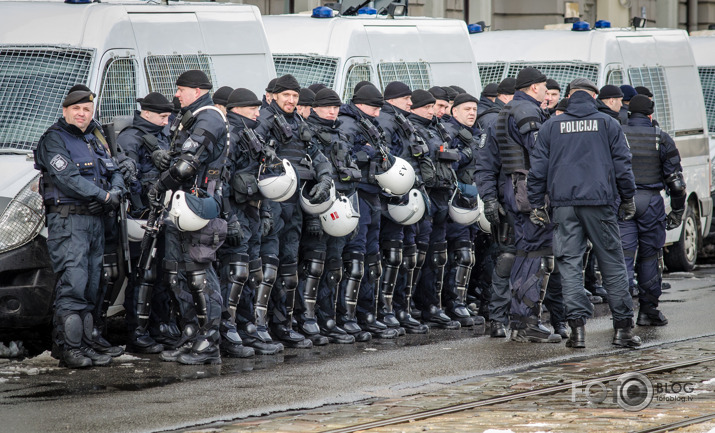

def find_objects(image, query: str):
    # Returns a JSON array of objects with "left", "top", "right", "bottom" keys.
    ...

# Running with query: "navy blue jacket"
[
  {"left": 118, "top": 111, "right": 170, "bottom": 198},
  {"left": 338, "top": 103, "right": 385, "bottom": 194},
  {"left": 477, "top": 97, "right": 504, "bottom": 131},
  {"left": 527, "top": 91, "right": 635, "bottom": 208}
]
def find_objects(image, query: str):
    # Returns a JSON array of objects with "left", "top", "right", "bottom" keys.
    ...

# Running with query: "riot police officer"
[
  {"left": 619, "top": 85, "right": 637, "bottom": 125},
  {"left": 596, "top": 85, "right": 623, "bottom": 120},
  {"left": 620, "top": 95, "right": 685, "bottom": 327},
  {"left": 478, "top": 83, "right": 498, "bottom": 117},
  {"left": 490, "top": 67, "right": 561, "bottom": 343},
  {"left": 542, "top": 79, "right": 561, "bottom": 114},
  {"left": 36, "top": 85, "right": 125, "bottom": 368},
  {"left": 302, "top": 88, "right": 361, "bottom": 343},
  {"left": 154, "top": 70, "right": 230, "bottom": 365},
  {"left": 428, "top": 86, "right": 451, "bottom": 120},
  {"left": 477, "top": 78, "right": 515, "bottom": 130},
  {"left": 213, "top": 86, "right": 233, "bottom": 116},
  {"left": 528, "top": 78, "right": 641, "bottom": 349},
  {"left": 119, "top": 92, "right": 178, "bottom": 354},
  {"left": 255, "top": 74, "right": 334, "bottom": 348}
]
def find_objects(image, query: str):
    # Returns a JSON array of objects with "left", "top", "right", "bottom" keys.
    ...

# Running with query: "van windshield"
[
  {"left": 274, "top": 54, "right": 338, "bottom": 89},
  {"left": 0, "top": 46, "right": 94, "bottom": 152}
]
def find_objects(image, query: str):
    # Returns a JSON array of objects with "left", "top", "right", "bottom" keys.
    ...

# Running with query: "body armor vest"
[
  {"left": 623, "top": 125, "right": 663, "bottom": 186},
  {"left": 309, "top": 122, "right": 361, "bottom": 191},
  {"left": 36, "top": 125, "right": 113, "bottom": 206},
  {"left": 495, "top": 101, "right": 541, "bottom": 174}
]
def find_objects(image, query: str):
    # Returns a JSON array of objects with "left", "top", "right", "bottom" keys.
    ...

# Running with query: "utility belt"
[
  {"left": 516, "top": 247, "right": 552, "bottom": 258},
  {"left": 46, "top": 204, "right": 95, "bottom": 217}
]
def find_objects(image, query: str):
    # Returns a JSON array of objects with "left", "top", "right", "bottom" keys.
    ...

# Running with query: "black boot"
[
  {"left": 81, "top": 314, "right": 112, "bottom": 365},
  {"left": 613, "top": 326, "right": 642, "bottom": 348},
  {"left": 219, "top": 320, "right": 255, "bottom": 358},
  {"left": 319, "top": 319, "right": 355, "bottom": 344},
  {"left": 565, "top": 323, "right": 585, "bottom": 348},
  {"left": 510, "top": 320, "right": 561, "bottom": 343},
  {"left": 636, "top": 307, "right": 668, "bottom": 326},
  {"left": 553, "top": 322, "right": 569, "bottom": 340},
  {"left": 178, "top": 330, "right": 222, "bottom": 365},
  {"left": 90, "top": 327, "right": 124, "bottom": 357},
  {"left": 358, "top": 312, "right": 399, "bottom": 339},
  {"left": 127, "top": 329, "right": 164, "bottom": 354},
  {"left": 58, "top": 314, "right": 92, "bottom": 369},
  {"left": 489, "top": 321, "right": 507, "bottom": 338},
  {"left": 422, "top": 305, "right": 460, "bottom": 330},
  {"left": 396, "top": 310, "right": 429, "bottom": 334},
  {"left": 160, "top": 324, "right": 197, "bottom": 362},
  {"left": 238, "top": 322, "right": 284, "bottom": 355}
]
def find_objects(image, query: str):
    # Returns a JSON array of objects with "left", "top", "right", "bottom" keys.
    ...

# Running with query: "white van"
[
  {"left": 470, "top": 26, "right": 712, "bottom": 271},
  {"left": 261, "top": 12, "right": 481, "bottom": 101},
  {"left": 0, "top": 0, "right": 276, "bottom": 330}
]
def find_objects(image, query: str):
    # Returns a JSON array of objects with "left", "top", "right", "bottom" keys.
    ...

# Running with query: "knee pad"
[
  {"left": 228, "top": 253, "right": 250, "bottom": 286},
  {"left": 366, "top": 253, "right": 382, "bottom": 283},
  {"left": 495, "top": 252, "right": 515, "bottom": 279},
  {"left": 302, "top": 251, "right": 326, "bottom": 279},
  {"left": 163, "top": 259, "right": 180, "bottom": 292},
  {"left": 187, "top": 269, "right": 208, "bottom": 294},
  {"left": 415, "top": 242, "right": 429, "bottom": 269},
  {"left": 402, "top": 244, "right": 417, "bottom": 270},
  {"left": 247, "top": 258, "right": 263, "bottom": 290},
  {"left": 540, "top": 255, "right": 555, "bottom": 274},
  {"left": 279, "top": 263, "right": 299, "bottom": 291},
  {"left": 343, "top": 252, "right": 365, "bottom": 281},
  {"left": 103, "top": 253, "right": 120, "bottom": 282},
  {"left": 261, "top": 256, "right": 280, "bottom": 287},
  {"left": 432, "top": 242, "right": 448, "bottom": 267},
  {"left": 324, "top": 259, "right": 343, "bottom": 289},
  {"left": 381, "top": 240, "right": 403, "bottom": 268},
  {"left": 453, "top": 241, "right": 473, "bottom": 267}
]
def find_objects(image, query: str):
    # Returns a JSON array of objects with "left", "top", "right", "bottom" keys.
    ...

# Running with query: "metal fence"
[
  {"left": 476, "top": 62, "right": 507, "bottom": 88},
  {"left": 506, "top": 62, "right": 599, "bottom": 98},
  {"left": 273, "top": 54, "right": 339, "bottom": 90},
  {"left": 342, "top": 63, "right": 372, "bottom": 102},
  {"left": 0, "top": 46, "right": 93, "bottom": 151},
  {"left": 98, "top": 57, "right": 138, "bottom": 125},
  {"left": 145, "top": 54, "right": 215, "bottom": 101},
  {"left": 607, "top": 69, "right": 624, "bottom": 86},
  {"left": 377, "top": 62, "right": 431, "bottom": 92},
  {"left": 628, "top": 66, "right": 673, "bottom": 134},
  {"left": 698, "top": 66, "right": 715, "bottom": 134}
]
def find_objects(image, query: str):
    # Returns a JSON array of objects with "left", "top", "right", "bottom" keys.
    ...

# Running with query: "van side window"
[
  {"left": 274, "top": 54, "right": 338, "bottom": 89},
  {"left": 145, "top": 54, "right": 216, "bottom": 101},
  {"left": 606, "top": 69, "right": 624, "bottom": 86},
  {"left": 343, "top": 63, "right": 372, "bottom": 102},
  {"left": 628, "top": 66, "right": 673, "bottom": 133},
  {"left": 477, "top": 62, "right": 507, "bottom": 88},
  {"left": 377, "top": 62, "right": 431, "bottom": 93},
  {"left": 506, "top": 62, "right": 599, "bottom": 98},
  {"left": 697, "top": 66, "right": 715, "bottom": 134},
  {"left": 0, "top": 47, "right": 93, "bottom": 151},
  {"left": 98, "top": 57, "right": 138, "bottom": 125}
]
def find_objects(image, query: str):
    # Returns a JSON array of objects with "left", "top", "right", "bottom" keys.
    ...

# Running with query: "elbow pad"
[
  {"left": 665, "top": 172, "right": 686, "bottom": 197},
  {"left": 158, "top": 154, "right": 199, "bottom": 191}
]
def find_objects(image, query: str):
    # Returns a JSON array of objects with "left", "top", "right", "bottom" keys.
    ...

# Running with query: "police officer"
[
  {"left": 428, "top": 86, "right": 451, "bottom": 120},
  {"left": 620, "top": 95, "right": 685, "bottom": 327},
  {"left": 262, "top": 78, "right": 277, "bottom": 109},
  {"left": 302, "top": 88, "right": 361, "bottom": 343},
  {"left": 441, "top": 93, "right": 486, "bottom": 328},
  {"left": 477, "top": 78, "right": 516, "bottom": 130},
  {"left": 119, "top": 92, "right": 178, "bottom": 354},
  {"left": 490, "top": 67, "right": 560, "bottom": 343},
  {"left": 336, "top": 84, "right": 393, "bottom": 342},
  {"left": 596, "top": 85, "right": 623, "bottom": 120},
  {"left": 619, "top": 85, "right": 637, "bottom": 125},
  {"left": 154, "top": 70, "right": 230, "bottom": 365},
  {"left": 541, "top": 79, "right": 561, "bottom": 114},
  {"left": 478, "top": 83, "right": 499, "bottom": 117},
  {"left": 36, "top": 85, "right": 124, "bottom": 368},
  {"left": 296, "top": 88, "right": 315, "bottom": 119},
  {"left": 527, "top": 78, "right": 642, "bottom": 349},
  {"left": 213, "top": 86, "right": 233, "bottom": 116},
  {"left": 255, "top": 74, "right": 334, "bottom": 348}
]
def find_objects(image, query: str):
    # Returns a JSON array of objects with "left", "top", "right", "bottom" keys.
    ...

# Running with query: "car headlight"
[{"left": 0, "top": 174, "right": 45, "bottom": 254}]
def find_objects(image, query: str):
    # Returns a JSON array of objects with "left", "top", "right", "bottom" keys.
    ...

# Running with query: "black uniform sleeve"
[
  {"left": 660, "top": 130, "right": 682, "bottom": 177},
  {"left": 475, "top": 127, "right": 501, "bottom": 201},
  {"left": 37, "top": 131, "right": 107, "bottom": 202},
  {"left": 526, "top": 123, "right": 550, "bottom": 208},
  {"left": 607, "top": 118, "right": 636, "bottom": 199}
]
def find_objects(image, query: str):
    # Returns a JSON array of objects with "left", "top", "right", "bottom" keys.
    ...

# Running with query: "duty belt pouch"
[
  {"left": 418, "top": 158, "right": 436, "bottom": 188},
  {"left": 187, "top": 218, "right": 227, "bottom": 264},
  {"left": 231, "top": 172, "right": 259, "bottom": 203},
  {"left": 512, "top": 169, "right": 532, "bottom": 214}
]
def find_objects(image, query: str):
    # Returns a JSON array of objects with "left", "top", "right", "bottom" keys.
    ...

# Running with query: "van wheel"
[{"left": 664, "top": 203, "right": 698, "bottom": 272}]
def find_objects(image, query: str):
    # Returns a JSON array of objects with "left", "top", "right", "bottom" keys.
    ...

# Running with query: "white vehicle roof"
[
  {"left": 470, "top": 27, "right": 707, "bottom": 136},
  {"left": 262, "top": 14, "right": 480, "bottom": 100}
]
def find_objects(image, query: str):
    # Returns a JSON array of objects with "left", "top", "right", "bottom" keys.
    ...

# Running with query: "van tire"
[{"left": 664, "top": 202, "right": 698, "bottom": 272}]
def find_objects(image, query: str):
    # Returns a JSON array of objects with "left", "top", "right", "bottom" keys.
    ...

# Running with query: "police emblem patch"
[
  {"left": 478, "top": 133, "right": 487, "bottom": 149},
  {"left": 50, "top": 154, "right": 69, "bottom": 172},
  {"left": 182, "top": 137, "right": 200, "bottom": 152}
]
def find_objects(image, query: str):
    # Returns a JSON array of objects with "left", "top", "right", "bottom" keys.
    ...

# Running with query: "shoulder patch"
[
  {"left": 478, "top": 133, "right": 487, "bottom": 149},
  {"left": 50, "top": 154, "right": 69, "bottom": 172}
]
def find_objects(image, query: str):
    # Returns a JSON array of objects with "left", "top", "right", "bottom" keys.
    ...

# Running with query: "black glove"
[
  {"left": 118, "top": 157, "right": 137, "bottom": 184},
  {"left": 530, "top": 206, "right": 550, "bottom": 227},
  {"left": 147, "top": 184, "right": 163, "bottom": 208},
  {"left": 666, "top": 208, "right": 684, "bottom": 230},
  {"left": 151, "top": 149, "right": 172, "bottom": 172},
  {"left": 309, "top": 179, "right": 332, "bottom": 204},
  {"left": 88, "top": 201, "right": 103, "bottom": 216},
  {"left": 305, "top": 216, "right": 323, "bottom": 237},
  {"left": 261, "top": 212, "right": 274, "bottom": 237},
  {"left": 226, "top": 220, "right": 245, "bottom": 247},
  {"left": 483, "top": 198, "right": 505, "bottom": 228},
  {"left": 618, "top": 197, "right": 636, "bottom": 221},
  {"left": 103, "top": 188, "right": 122, "bottom": 211}
]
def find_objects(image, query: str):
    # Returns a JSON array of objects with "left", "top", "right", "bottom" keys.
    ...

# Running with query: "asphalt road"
[{"left": 2, "top": 266, "right": 714, "bottom": 433}]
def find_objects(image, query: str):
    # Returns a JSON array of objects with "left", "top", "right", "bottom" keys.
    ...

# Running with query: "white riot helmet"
[
  {"left": 448, "top": 187, "right": 483, "bottom": 227},
  {"left": 126, "top": 218, "right": 146, "bottom": 242},
  {"left": 299, "top": 179, "right": 336, "bottom": 215},
  {"left": 168, "top": 190, "right": 220, "bottom": 232},
  {"left": 374, "top": 156, "right": 415, "bottom": 197},
  {"left": 319, "top": 192, "right": 360, "bottom": 237},
  {"left": 257, "top": 159, "right": 297, "bottom": 202},
  {"left": 387, "top": 189, "right": 427, "bottom": 225},
  {"left": 475, "top": 196, "right": 491, "bottom": 234}
]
